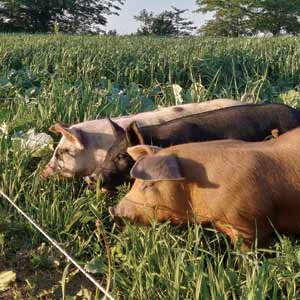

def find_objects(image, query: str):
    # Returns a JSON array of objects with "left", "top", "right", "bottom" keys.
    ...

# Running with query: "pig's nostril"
[
  {"left": 89, "top": 174, "right": 102, "bottom": 183},
  {"left": 40, "top": 169, "right": 50, "bottom": 180},
  {"left": 84, "top": 175, "right": 97, "bottom": 185},
  {"left": 40, "top": 164, "right": 56, "bottom": 179},
  {"left": 87, "top": 176, "right": 95, "bottom": 182}
]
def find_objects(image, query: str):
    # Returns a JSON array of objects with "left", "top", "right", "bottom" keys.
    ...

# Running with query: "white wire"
[{"left": 0, "top": 189, "right": 114, "bottom": 300}]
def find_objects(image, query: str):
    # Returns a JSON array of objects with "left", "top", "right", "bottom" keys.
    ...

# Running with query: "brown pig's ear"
[
  {"left": 127, "top": 145, "right": 162, "bottom": 161},
  {"left": 130, "top": 154, "right": 184, "bottom": 181},
  {"left": 49, "top": 123, "right": 84, "bottom": 150},
  {"left": 107, "top": 118, "right": 125, "bottom": 137},
  {"left": 126, "top": 121, "right": 144, "bottom": 146}
]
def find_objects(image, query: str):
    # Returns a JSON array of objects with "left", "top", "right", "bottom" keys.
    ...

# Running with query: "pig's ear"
[
  {"left": 126, "top": 121, "right": 144, "bottom": 145},
  {"left": 130, "top": 154, "right": 184, "bottom": 181},
  {"left": 49, "top": 123, "right": 70, "bottom": 134},
  {"left": 107, "top": 118, "right": 125, "bottom": 137},
  {"left": 127, "top": 145, "right": 162, "bottom": 161},
  {"left": 49, "top": 123, "right": 84, "bottom": 150}
]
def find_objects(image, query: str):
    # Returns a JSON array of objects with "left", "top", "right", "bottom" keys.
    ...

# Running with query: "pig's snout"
[
  {"left": 84, "top": 174, "right": 98, "bottom": 188},
  {"left": 108, "top": 199, "right": 149, "bottom": 224},
  {"left": 89, "top": 174, "right": 98, "bottom": 182},
  {"left": 41, "top": 163, "right": 55, "bottom": 179}
]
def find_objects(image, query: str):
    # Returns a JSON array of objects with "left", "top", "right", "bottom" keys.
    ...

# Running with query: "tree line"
[
  {"left": 0, "top": 0, "right": 124, "bottom": 34},
  {"left": 0, "top": 0, "right": 300, "bottom": 36},
  {"left": 196, "top": 0, "right": 300, "bottom": 36}
]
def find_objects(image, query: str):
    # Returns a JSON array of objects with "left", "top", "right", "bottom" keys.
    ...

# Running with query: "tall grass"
[{"left": 1, "top": 34, "right": 300, "bottom": 299}]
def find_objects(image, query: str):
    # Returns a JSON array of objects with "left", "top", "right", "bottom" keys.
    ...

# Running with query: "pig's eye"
[
  {"left": 115, "top": 153, "right": 127, "bottom": 162},
  {"left": 116, "top": 153, "right": 127, "bottom": 161},
  {"left": 139, "top": 181, "right": 154, "bottom": 192},
  {"left": 56, "top": 149, "right": 64, "bottom": 157},
  {"left": 57, "top": 149, "right": 74, "bottom": 158},
  {"left": 66, "top": 150, "right": 76, "bottom": 157}
]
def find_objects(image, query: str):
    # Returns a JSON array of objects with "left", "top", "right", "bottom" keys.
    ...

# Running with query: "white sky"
[{"left": 106, "top": 0, "right": 212, "bottom": 34}]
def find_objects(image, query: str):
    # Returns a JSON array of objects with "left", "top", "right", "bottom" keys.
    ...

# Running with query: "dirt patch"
[{"left": 0, "top": 251, "right": 103, "bottom": 300}]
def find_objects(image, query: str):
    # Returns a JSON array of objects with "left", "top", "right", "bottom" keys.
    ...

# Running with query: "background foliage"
[
  {"left": 1, "top": 34, "right": 300, "bottom": 299},
  {"left": 134, "top": 7, "right": 196, "bottom": 36},
  {"left": 196, "top": 0, "right": 300, "bottom": 36},
  {"left": 0, "top": 0, "right": 124, "bottom": 34}
]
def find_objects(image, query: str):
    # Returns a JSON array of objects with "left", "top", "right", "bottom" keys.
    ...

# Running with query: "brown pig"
[
  {"left": 41, "top": 99, "right": 245, "bottom": 179},
  {"left": 109, "top": 128, "right": 300, "bottom": 248}
]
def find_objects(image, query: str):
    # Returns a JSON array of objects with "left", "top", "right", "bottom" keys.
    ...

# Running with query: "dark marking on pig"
[{"left": 173, "top": 107, "right": 184, "bottom": 112}]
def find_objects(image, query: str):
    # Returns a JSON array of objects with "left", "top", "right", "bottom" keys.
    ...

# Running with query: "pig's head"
[
  {"left": 109, "top": 145, "right": 192, "bottom": 225},
  {"left": 90, "top": 119, "right": 148, "bottom": 190},
  {"left": 41, "top": 123, "right": 97, "bottom": 178}
]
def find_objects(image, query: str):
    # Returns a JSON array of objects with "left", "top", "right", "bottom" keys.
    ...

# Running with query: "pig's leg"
[
  {"left": 214, "top": 221, "right": 247, "bottom": 248},
  {"left": 215, "top": 220, "right": 273, "bottom": 250}
]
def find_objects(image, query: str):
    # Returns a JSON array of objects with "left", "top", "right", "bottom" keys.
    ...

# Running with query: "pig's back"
[
  {"left": 159, "top": 130, "right": 300, "bottom": 191},
  {"left": 71, "top": 99, "right": 244, "bottom": 138},
  {"left": 177, "top": 135, "right": 300, "bottom": 236},
  {"left": 140, "top": 103, "right": 300, "bottom": 146},
  {"left": 115, "top": 99, "right": 245, "bottom": 128}
]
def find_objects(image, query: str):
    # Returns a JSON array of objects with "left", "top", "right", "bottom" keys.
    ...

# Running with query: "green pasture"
[{"left": 1, "top": 34, "right": 300, "bottom": 299}]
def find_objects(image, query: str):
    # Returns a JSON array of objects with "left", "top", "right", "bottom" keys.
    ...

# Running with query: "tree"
[
  {"left": 134, "top": 9, "right": 154, "bottom": 35},
  {"left": 106, "top": 29, "right": 117, "bottom": 36},
  {"left": 250, "top": 0, "right": 300, "bottom": 36},
  {"left": 195, "top": 0, "right": 300, "bottom": 36},
  {"left": 196, "top": 0, "right": 254, "bottom": 37},
  {"left": 134, "top": 7, "right": 196, "bottom": 36},
  {"left": 171, "top": 6, "right": 197, "bottom": 36},
  {"left": 134, "top": 9, "right": 174, "bottom": 36},
  {"left": 0, "top": 0, "right": 124, "bottom": 34}
]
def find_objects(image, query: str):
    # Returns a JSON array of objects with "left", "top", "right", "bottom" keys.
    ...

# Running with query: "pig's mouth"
[
  {"left": 108, "top": 206, "right": 126, "bottom": 227},
  {"left": 42, "top": 159, "right": 93, "bottom": 180},
  {"left": 109, "top": 197, "right": 193, "bottom": 225},
  {"left": 87, "top": 167, "right": 132, "bottom": 191},
  {"left": 41, "top": 158, "right": 65, "bottom": 179},
  {"left": 41, "top": 166, "right": 74, "bottom": 179},
  {"left": 84, "top": 175, "right": 97, "bottom": 188},
  {"left": 84, "top": 176, "right": 112, "bottom": 194}
]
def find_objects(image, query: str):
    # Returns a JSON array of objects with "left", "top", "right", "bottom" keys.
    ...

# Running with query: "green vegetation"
[
  {"left": 1, "top": 34, "right": 300, "bottom": 299},
  {"left": 196, "top": 0, "right": 300, "bottom": 36}
]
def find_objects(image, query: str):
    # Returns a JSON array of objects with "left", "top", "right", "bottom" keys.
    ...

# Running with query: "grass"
[{"left": 1, "top": 34, "right": 300, "bottom": 299}]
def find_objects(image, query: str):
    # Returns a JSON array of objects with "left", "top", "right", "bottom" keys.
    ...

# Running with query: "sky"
[{"left": 106, "top": 0, "right": 212, "bottom": 35}]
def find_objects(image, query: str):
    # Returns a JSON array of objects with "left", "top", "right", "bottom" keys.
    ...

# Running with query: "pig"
[
  {"left": 109, "top": 127, "right": 300, "bottom": 249},
  {"left": 92, "top": 103, "right": 300, "bottom": 190},
  {"left": 41, "top": 99, "right": 245, "bottom": 179}
]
